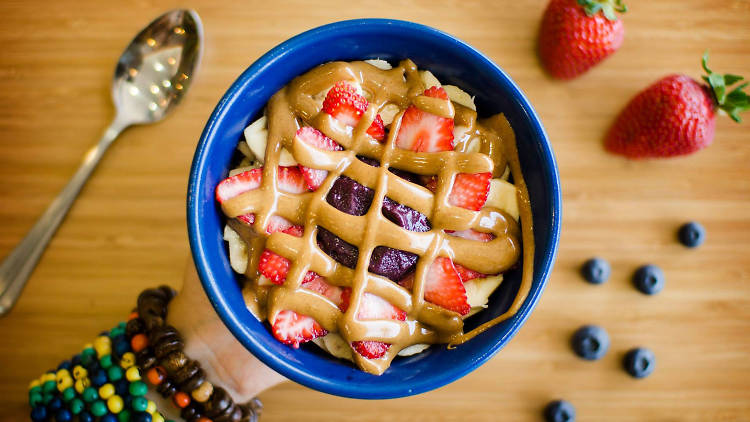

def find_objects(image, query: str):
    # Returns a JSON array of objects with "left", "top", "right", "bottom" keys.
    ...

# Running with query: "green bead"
[
  {"left": 42, "top": 380, "right": 56, "bottom": 393},
  {"left": 81, "top": 353, "right": 94, "bottom": 366},
  {"left": 81, "top": 347, "right": 96, "bottom": 357},
  {"left": 90, "top": 399, "right": 107, "bottom": 417},
  {"left": 118, "top": 409, "right": 131, "bottom": 422},
  {"left": 110, "top": 326, "right": 124, "bottom": 337},
  {"left": 42, "top": 392, "right": 54, "bottom": 404},
  {"left": 131, "top": 396, "right": 148, "bottom": 412},
  {"left": 62, "top": 387, "right": 76, "bottom": 402},
  {"left": 108, "top": 366, "right": 123, "bottom": 382},
  {"left": 82, "top": 386, "right": 98, "bottom": 402},
  {"left": 70, "top": 398, "right": 84, "bottom": 415},
  {"left": 118, "top": 321, "right": 126, "bottom": 330},
  {"left": 28, "top": 391, "right": 43, "bottom": 407},
  {"left": 29, "top": 385, "right": 42, "bottom": 395},
  {"left": 100, "top": 354, "right": 113, "bottom": 369},
  {"left": 128, "top": 380, "right": 147, "bottom": 397}
]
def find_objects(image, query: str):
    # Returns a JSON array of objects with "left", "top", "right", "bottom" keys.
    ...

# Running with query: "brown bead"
[
  {"left": 161, "top": 350, "right": 188, "bottom": 374},
  {"left": 157, "top": 285, "right": 177, "bottom": 300},
  {"left": 135, "top": 348, "right": 157, "bottom": 370},
  {"left": 149, "top": 325, "right": 180, "bottom": 344},
  {"left": 181, "top": 369, "right": 206, "bottom": 393},
  {"left": 173, "top": 360, "right": 200, "bottom": 386},
  {"left": 213, "top": 403, "right": 238, "bottom": 422},
  {"left": 191, "top": 380, "right": 213, "bottom": 403},
  {"left": 204, "top": 386, "right": 231, "bottom": 417},
  {"left": 247, "top": 397, "right": 262, "bottom": 417},
  {"left": 154, "top": 335, "right": 184, "bottom": 360},
  {"left": 125, "top": 318, "right": 146, "bottom": 338},
  {"left": 156, "top": 379, "right": 177, "bottom": 398},
  {"left": 180, "top": 403, "right": 201, "bottom": 421}
]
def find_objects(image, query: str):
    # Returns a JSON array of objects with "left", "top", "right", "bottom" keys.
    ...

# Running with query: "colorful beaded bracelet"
[{"left": 28, "top": 286, "right": 261, "bottom": 422}]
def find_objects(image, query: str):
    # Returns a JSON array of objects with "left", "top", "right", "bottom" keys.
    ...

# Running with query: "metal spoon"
[{"left": 0, "top": 9, "right": 203, "bottom": 316}]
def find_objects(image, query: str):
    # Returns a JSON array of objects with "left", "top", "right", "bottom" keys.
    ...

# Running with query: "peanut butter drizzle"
[{"left": 221, "top": 60, "right": 534, "bottom": 375}]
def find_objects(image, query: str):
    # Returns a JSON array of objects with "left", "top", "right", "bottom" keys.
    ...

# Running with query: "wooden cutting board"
[{"left": 1, "top": 0, "right": 748, "bottom": 420}]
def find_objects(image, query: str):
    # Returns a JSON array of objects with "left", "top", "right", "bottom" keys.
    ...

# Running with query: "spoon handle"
[{"left": 0, "top": 118, "right": 128, "bottom": 316}]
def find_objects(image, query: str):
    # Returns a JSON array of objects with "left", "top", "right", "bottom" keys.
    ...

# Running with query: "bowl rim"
[{"left": 187, "top": 18, "right": 561, "bottom": 399}]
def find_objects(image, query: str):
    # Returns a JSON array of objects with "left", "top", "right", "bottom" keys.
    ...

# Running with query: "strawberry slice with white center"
[
  {"left": 215, "top": 168, "right": 262, "bottom": 224},
  {"left": 277, "top": 165, "right": 307, "bottom": 194},
  {"left": 448, "top": 172, "right": 491, "bottom": 211},
  {"left": 400, "top": 257, "right": 470, "bottom": 315},
  {"left": 257, "top": 221, "right": 305, "bottom": 285},
  {"left": 395, "top": 86, "right": 455, "bottom": 152},
  {"left": 445, "top": 229, "right": 494, "bottom": 282},
  {"left": 271, "top": 309, "right": 327, "bottom": 348},
  {"left": 322, "top": 81, "right": 386, "bottom": 142},
  {"left": 340, "top": 288, "right": 407, "bottom": 359},
  {"left": 301, "top": 273, "right": 344, "bottom": 307},
  {"left": 296, "top": 127, "right": 343, "bottom": 191}
]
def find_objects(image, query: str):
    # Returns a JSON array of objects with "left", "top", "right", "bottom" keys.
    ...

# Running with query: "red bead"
[
  {"left": 130, "top": 334, "right": 149, "bottom": 353},
  {"left": 173, "top": 391, "right": 190, "bottom": 408},
  {"left": 146, "top": 367, "right": 165, "bottom": 385}
]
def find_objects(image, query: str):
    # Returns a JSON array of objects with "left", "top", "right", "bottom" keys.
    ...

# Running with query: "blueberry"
[
  {"left": 632, "top": 265, "right": 665, "bottom": 295},
  {"left": 623, "top": 347, "right": 656, "bottom": 378},
  {"left": 544, "top": 400, "right": 576, "bottom": 422},
  {"left": 580, "top": 258, "right": 610, "bottom": 284},
  {"left": 678, "top": 221, "right": 705, "bottom": 248},
  {"left": 571, "top": 325, "right": 609, "bottom": 360}
]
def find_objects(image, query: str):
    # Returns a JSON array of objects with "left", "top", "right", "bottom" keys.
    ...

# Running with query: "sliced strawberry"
[
  {"left": 400, "top": 257, "right": 469, "bottom": 315},
  {"left": 322, "top": 81, "right": 386, "bottom": 141},
  {"left": 271, "top": 309, "right": 327, "bottom": 348},
  {"left": 352, "top": 341, "right": 390, "bottom": 359},
  {"left": 277, "top": 166, "right": 306, "bottom": 194},
  {"left": 448, "top": 173, "right": 491, "bottom": 211},
  {"left": 301, "top": 274, "right": 344, "bottom": 307},
  {"left": 282, "top": 224, "right": 304, "bottom": 237},
  {"left": 454, "top": 264, "right": 485, "bottom": 283},
  {"left": 264, "top": 215, "right": 299, "bottom": 235},
  {"left": 215, "top": 168, "right": 262, "bottom": 224},
  {"left": 258, "top": 250, "right": 290, "bottom": 285},
  {"left": 395, "top": 86, "right": 454, "bottom": 152},
  {"left": 296, "top": 127, "right": 343, "bottom": 191},
  {"left": 424, "top": 176, "right": 438, "bottom": 193},
  {"left": 446, "top": 229, "right": 495, "bottom": 242},
  {"left": 340, "top": 289, "right": 407, "bottom": 359}
]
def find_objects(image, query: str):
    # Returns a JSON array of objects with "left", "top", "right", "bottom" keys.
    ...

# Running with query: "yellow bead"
[
  {"left": 99, "top": 383, "right": 115, "bottom": 399},
  {"left": 120, "top": 352, "right": 135, "bottom": 369},
  {"left": 125, "top": 367, "right": 141, "bottom": 382},
  {"left": 56, "top": 369, "right": 71, "bottom": 381},
  {"left": 41, "top": 373, "right": 56, "bottom": 383},
  {"left": 152, "top": 412, "right": 165, "bottom": 422},
  {"left": 72, "top": 365, "right": 88, "bottom": 380},
  {"left": 29, "top": 379, "right": 40, "bottom": 389},
  {"left": 145, "top": 400, "right": 156, "bottom": 415},
  {"left": 74, "top": 378, "right": 90, "bottom": 394},
  {"left": 93, "top": 336, "right": 112, "bottom": 358},
  {"left": 107, "top": 395, "right": 124, "bottom": 414},
  {"left": 56, "top": 376, "right": 73, "bottom": 392}
]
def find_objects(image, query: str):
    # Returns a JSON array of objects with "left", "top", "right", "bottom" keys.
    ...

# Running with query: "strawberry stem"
[
  {"left": 702, "top": 51, "right": 750, "bottom": 123},
  {"left": 577, "top": 0, "right": 627, "bottom": 21}
]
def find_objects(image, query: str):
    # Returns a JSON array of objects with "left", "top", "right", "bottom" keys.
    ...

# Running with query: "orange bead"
[
  {"left": 197, "top": 418, "right": 212, "bottom": 422},
  {"left": 146, "top": 367, "right": 165, "bottom": 385},
  {"left": 127, "top": 311, "right": 139, "bottom": 321},
  {"left": 173, "top": 391, "right": 190, "bottom": 408},
  {"left": 130, "top": 334, "right": 149, "bottom": 353}
]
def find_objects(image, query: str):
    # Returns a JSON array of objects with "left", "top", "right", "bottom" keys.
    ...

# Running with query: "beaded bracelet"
[{"left": 28, "top": 286, "right": 262, "bottom": 422}]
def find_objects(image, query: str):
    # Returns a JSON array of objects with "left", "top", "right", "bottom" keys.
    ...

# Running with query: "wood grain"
[{"left": 1, "top": 0, "right": 749, "bottom": 420}]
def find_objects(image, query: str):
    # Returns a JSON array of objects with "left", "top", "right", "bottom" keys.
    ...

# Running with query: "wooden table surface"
[{"left": 1, "top": 0, "right": 749, "bottom": 420}]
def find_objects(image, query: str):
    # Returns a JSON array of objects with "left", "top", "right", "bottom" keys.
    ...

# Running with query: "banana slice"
[
  {"left": 501, "top": 165, "right": 510, "bottom": 181},
  {"left": 420, "top": 70, "right": 441, "bottom": 88},
  {"left": 379, "top": 103, "right": 401, "bottom": 126},
  {"left": 223, "top": 225, "right": 248, "bottom": 273},
  {"left": 486, "top": 179, "right": 519, "bottom": 220},
  {"left": 322, "top": 333, "right": 354, "bottom": 361},
  {"left": 443, "top": 85, "right": 477, "bottom": 111},
  {"left": 243, "top": 116, "right": 297, "bottom": 166},
  {"left": 464, "top": 274, "right": 504, "bottom": 318},
  {"left": 364, "top": 59, "right": 392, "bottom": 70},
  {"left": 398, "top": 343, "right": 430, "bottom": 356}
]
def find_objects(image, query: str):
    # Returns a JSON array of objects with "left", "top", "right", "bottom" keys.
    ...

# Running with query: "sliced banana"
[
  {"left": 322, "top": 333, "right": 354, "bottom": 361},
  {"left": 364, "top": 59, "right": 392, "bottom": 70},
  {"left": 464, "top": 274, "right": 503, "bottom": 309},
  {"left": 379, "top": 103, "right": 401, "bottom": 126},
  {"left": 397, "top": 343, "right": 430, "bottom": 356},
  {"left": 237, "top": 139, "right": 255, "bottom": 159},
  {"left": 223, "top": 225, "right": 248, "bottom": 273},
  {"left": 486, "top": 179, "right": 519, "bottom": 220},
  {"left": 500, "top": 165, "right": 510, "bottom": 181},
  {"left": 243, "top": 116, "right": 297, "bottom": 166},
  {"left": 443, "top": 85, "right": 476, "bottom": 111},
  {"left": 229, "top": 162, "right": 261, "bottom": 177},
  {"left": 420, "top": 70, "right": 441, "bottom": 88}
]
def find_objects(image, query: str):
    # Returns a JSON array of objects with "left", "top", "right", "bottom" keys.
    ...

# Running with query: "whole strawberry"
[
  {"left": 606, "top": 52, "right": 749, "bottom": 159},
  {"left": 539, "top": 0, "right": 627, "bottom": 79}
]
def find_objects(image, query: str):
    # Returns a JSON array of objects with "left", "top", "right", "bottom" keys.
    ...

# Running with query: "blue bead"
[
  {"left": 571, "top": 325, "right": 609, "bottom": 361},
  {"left": 111, "top": 334, "right": 126, "bottom": 344},
  {"left": 30, "top": 406, "right": 47, "bottom": 422},
  {"left": 48, "top": 396, "right": 63, "bottom": 411},
  {"left": 113, "top": 340, "right": 130, "bottom": 357},
  {"left": 91, "top": 369, "right": 108, "bottom": 387},
  {"left": 114, "top": 379, "right": 130, "bottom": 397},
  {"left": 623, "top": 347, "right": 656, "bottom": 379},
  {"left": 633, "top": 265, "right": 665, "bottom": 295},
  {"left": 124, "top": 395, "right": 133, "bottom": 409},
  {"left": 101, "top": 414, "right": 118, "bottom": 422},
  {"left": 580, "top": 257, "right": 610, "bottom": 285},
  {"left": 132, "top": 411, "right": 152, "bottom": 422},
  {"left": 544, "top": 400, "right": 575, "bottom": 422},
  {"left": 71, "top": 354, "right": 82, "bottom": 366},
  {"left": 678, "top": 221, "right": 705, "bottom": 248},
  {"left": 55, "top": 408, "right": 72, "bottom": 422},
  {"left": 79, "top": 411, "right": 94, "bottom": 422},
  {"left": 57, "top": 360, "right": 72, "bottom": 371}
]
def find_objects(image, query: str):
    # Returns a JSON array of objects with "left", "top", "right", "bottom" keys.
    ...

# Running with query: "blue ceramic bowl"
[{"left": 188, "top": 19, "right": 561, "bottom": 399}]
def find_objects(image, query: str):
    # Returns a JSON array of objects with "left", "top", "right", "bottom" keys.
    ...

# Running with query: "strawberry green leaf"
[
  {"left": 577, "top": 0, "right": 627, "bottom": 21},
  {"left": 701, "top": 51, "right": 749, "bottom": 123},
  {"left": 724, "top": 74, "right": 744, "bottom": 85}
]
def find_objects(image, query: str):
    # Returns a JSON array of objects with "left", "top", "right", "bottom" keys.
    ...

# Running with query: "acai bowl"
[{"left": 187, "top": 18, "right": 560, "bottom": 399}]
